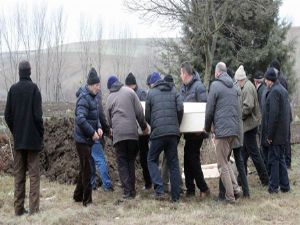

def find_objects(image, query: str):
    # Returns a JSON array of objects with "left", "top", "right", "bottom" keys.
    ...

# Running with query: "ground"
[{"left": 0, "top": 145, "right": 300, "bottom": 225}]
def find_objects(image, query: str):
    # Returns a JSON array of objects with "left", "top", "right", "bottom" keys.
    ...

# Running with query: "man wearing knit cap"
[
  {"left": 261, "top": 68, "right": 290, "bottom": 193},
  {"left": 179, "top": 61, "right": 210, "bottom": 199},
  {"left": 5, "top": 60, "right": 44, "bottom": 215},
  {"left": 74, "top": 67, "right": 103, "bottom": 206},
  {"left": 125, "top": 72, "right": 152, "bottom": 190},
  {"left": 235, "top": 65, "right": 269, "bottom": 186},
  {"left": 149, "top": 72, "right": 161, "bottom": 87},
  {"left": 106, "top": 75, "right": 149, "bottom": 199}
]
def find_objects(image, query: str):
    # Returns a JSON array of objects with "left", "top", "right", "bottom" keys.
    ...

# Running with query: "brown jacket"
[
  {"left": 241, "top": 79, "right": 261, "bottom": 132},
  {"left": 106, "top": 82, "right": 147, "bottom": 145}
]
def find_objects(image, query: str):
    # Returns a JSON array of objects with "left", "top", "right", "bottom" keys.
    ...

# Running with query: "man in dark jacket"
[
  {"left": 106, "top": 75, "right": 148, "bottom": 199},
  {"left": 74, "top": 70, "right": 103, "bottom": 206},
  {"left": 5, "top": 60, "right": 44, "bottom": 216},
  {"left": 262, "top": 68, "right": 290, "bottom": 193},
  {"left": 125, "top": 72, "right": 152, "bottom": 189},
  {"left": 205, "top": 62, "right": 241, "bottom": 203},
  {"left": 145, "top": 73, "right": 184, "bottom": 202},
  {"left": 179, "top": 61, "right": 210, "bottom": 198}
]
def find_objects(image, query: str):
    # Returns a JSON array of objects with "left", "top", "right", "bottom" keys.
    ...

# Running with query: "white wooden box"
[{"left": 138, "top": 102, "right": 206, "bottom": 134}]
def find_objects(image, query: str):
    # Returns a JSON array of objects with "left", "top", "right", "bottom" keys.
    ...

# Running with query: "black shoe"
[
  {"left": 144, "top": 184, "right": 152, "bottom": 190},
  {"left": 15, "top": 208, "right": 28, "bottom": 216},
  {"left": 185, "top": 191, "right": 195, "bottom": 198},
  {"left": 234, "top": 190, "right": 242, "bottom": 200},
  {"left": 123, "top": 193, "right": 135, "bottom": 200}
]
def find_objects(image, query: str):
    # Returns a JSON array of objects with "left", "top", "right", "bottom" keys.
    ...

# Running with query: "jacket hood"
[
  {"left": 76, "top": 85, "right": 96, "bottom": 98},
  {"left": 109, "top": 81, "right": 123, "bottom": 93},
  {"left": 185, "top": 72, "right": 201, "bottom": 88},
  {"left": 217, "top": 73, "right": 234, "bottom": 88},
  {"left": 152, "top": 79, "right": 172, "bottom": 91}
]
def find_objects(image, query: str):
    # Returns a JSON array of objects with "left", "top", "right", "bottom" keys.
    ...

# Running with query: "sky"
[{"left": 0, "top": 0, "right": 299, "bottom": 44}]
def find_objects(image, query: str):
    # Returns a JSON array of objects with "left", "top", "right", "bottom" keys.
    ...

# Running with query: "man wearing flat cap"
[{"left": 5, "top": 60, "right": 44, "bottom": 216}]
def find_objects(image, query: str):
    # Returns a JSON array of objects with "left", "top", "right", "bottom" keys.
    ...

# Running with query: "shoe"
[
  {"left": 153, "top": 193, "right": 166, "bottom": 201},
  {"left": 123, "top": 193, "right": 135, "bottom": 200},
  {"left": 185, "top": 191, "right": 195, "bottom": 198},
  {"left": 199, "top": 189, "right": 210, "bottom": 200},
  {"left": 144, "top": 184, "right": 152, "bottom": 190},
  {"left": 15, "top": 208, "right": 28, "bottom": 216},
  {"left": 234, "top": 190, "right": 242, "bottom": 200}
]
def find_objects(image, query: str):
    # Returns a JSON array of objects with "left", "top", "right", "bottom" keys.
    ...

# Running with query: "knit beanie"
[
  {"left": 265, "top": 68, "right": 277, "bottom": 82},
  {"left": 146, "top": 74, "right": 152, "bottom": 86},
  {"left": 254, "top": 71, "right": 264, "bottom": 80},
  {"left": 270, "top": 60, "right": 281, "bottom": 72},
  {"left": 234, "top": 65, "right": 247, "bottom": 81},
  {"left": 164, "top": 74, "right": 174, "bottom": 83},
  {"left": 125, "top": 72, "right": 137, "bottom": 85},
  {"left": 149, "top": 72, "right": 161, "bottom": 85},
  {"left": 107, "top": 75, "right": 119, "bottom": 89},
  {"left": 19, "top": 60, "right": 31, "bottom": 77},
  {"left": 87, "top": 68, "right": 100, "bottom": 85}
]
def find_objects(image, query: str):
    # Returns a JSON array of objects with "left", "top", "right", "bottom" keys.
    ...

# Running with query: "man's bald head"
[{"left": 215, "top": 62, "right": 227, "bottom": 78}]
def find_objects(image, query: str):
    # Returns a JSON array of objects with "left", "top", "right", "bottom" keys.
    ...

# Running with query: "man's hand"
[
  {"left": 92, "top": 131, "right": 100, "bottom": 141},
  {"left": 267, "top": 139, "right": 272, "bottom": 145},
  {"left": 142, "top": 126, "right": 149, "bottom": 135},
  {"left": 97, "top": 128, "right": 103, "bottom": 138}
]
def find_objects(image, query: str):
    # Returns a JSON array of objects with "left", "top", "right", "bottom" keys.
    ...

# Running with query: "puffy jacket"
[
  {"left": 134, "top": 86, "right": 147, "bottom": 101},
  {"left": 5, "top": 76, "right": 44, "bottom": 150},
  {"left": 145, "top": 80, "right": 183, "bottom": 140},
  {"left": 180, "top": 72, "right": 207, "bottom": 102},
  {"left": 241, "top": 79, "right": 261, "bottom": 132},
  {"left": 106, "top": 81, "right": 147, "bottom": 145},
  {"left": 261, "top": 81, "right": 290, "bottom": 146},
  {"left": 74, "top": 85, "right": 101, "bottom": 145},
  {"left": 205, "top": 73, "right": 240, "bottom": 138}
]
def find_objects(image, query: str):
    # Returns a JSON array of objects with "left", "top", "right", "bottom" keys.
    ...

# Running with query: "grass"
[{"left": 1, "top": 145, "right": 300, "bottom": 225}]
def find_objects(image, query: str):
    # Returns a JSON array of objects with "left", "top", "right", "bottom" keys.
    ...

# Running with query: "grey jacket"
[
  {"left": 205, "top": 73, "right": 240, "bottom": 139},
  {"left": 106, "top": 81, "right": 147, "bottom": 145},
  {"left": 232, "top": 83, "right": 244, "bottom": 148},
  {"left": 180, "top": 72, "right": 207, "bottom": 102},
  {"left": 145, "top": 80, "right": 183, "bottom": 140},
  {"left": 135, "top": 86, "right": 147, "bottom": 101},
  {"left": 241, "top": 79, "right": 261, "bottom": 132}
]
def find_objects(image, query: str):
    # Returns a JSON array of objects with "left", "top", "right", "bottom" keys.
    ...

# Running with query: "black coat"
[
  {"left": 74, "top": 86, "right": 101, "bottom": 146},
  {"left": 261, "top": 81, "right": 290, "bottom": 146},
  {"left": 257, "top": 83, "right": 266, "bottom": 110},
  {"left": 145, "top": 80, "right": 183, "bottom": 140},
  {"left": 5, "top": 77, "right": 44, "bottom": 151}
]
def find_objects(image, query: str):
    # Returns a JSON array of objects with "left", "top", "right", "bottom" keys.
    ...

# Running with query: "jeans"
[
  {"left": 184, "top": 138, "right": 208, "bottom": 193},
  {"left": 90, "top": 141, "right": 112, "bottom": 190},
  {"left": 268, "top": 145, "right": 290, "bottom": 193},
  {"left": 243, "top": 127, "right": 269, "bottom": 185},
  {"left": 148, "top": 136, "right": 180, "bottom": 201}
]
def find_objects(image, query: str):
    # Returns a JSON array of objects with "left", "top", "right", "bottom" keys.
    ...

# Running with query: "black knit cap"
[
  {"left": 254, "top": 71, "right": 264, "bottom": 79},
  {"left": 87, "top": 67, "right": 100, "bottom": 85},
  {"left": 265, "top": 68, "right": 277, "bottom": 82},
  {"left": 164, "top": 74, "right": 174, "bottom": 83},
  {"left": 125, "top": 72, "right": 137, "bottom": 85},
  {"left": 270, "top": 59, "right": 280, "bottom": 71},
  {"left": 19, "top": 60, "right": 31, "bottom": 77}
]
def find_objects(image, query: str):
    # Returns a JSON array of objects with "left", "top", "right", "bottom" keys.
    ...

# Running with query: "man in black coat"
[
  {"left": 145, "top": 73, "right": 184, "bottom": 202},
  {"left": 179, "top": 61, "right": 210, "bottom": 199},
  {"left": 5, "top": 60, "right": 44, "bottom": 216},
  {"left": 262, "top": 68, "right": 290, "bottom": 194}
]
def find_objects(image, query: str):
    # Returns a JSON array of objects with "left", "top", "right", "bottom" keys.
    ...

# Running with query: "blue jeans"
[
  {"left": 268, "top": 145, "right": 290, "bottom": 193},
  {"left": 147, "top": 135, "right": 180, "bottom": 201},
  {"left": 90, "top": 141, "right": 112, "bottom": 190}
]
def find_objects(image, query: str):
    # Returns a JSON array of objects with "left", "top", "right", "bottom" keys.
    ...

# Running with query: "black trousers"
[
  {"left": 115, "top": 140, "right": 139, "bottom": 196},
  {"left": 219, "top": 147, "right": 250, "bottom": 198},
  {"left": 138, "top": 135, "right": 152, "bottom": 188},
  {"left": 184, "top": 138, "right": 208, "bottom": 193},
  {"left": 73, "top": 143, "right": 92, "bottom": 206},
  {"left": 242, "top": 127, "right": 269, "bottom": 185}
]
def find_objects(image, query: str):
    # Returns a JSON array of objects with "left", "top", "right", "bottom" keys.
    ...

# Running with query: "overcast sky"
[{"left": 0, "top": 0, "right": 299, "bottom": 43}]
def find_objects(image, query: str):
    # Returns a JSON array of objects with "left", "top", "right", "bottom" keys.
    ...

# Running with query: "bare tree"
[{"left": 94, "top": 19, "right": 103, "bottom": 76}]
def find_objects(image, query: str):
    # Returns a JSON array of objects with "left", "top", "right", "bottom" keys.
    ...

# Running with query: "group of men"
[{"left": 4, "top": 58, "right": 292, "bottom": 215}]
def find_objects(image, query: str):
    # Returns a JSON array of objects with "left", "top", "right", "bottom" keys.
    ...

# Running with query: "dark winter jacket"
[
  {"left": 5, "top": 76, "right": 44, "bottom": 150},
  {"left": 106, "top": 81, "right": 147, "bottom": 145},
  {"left": 261, "top": 81, "right": 290, "bottom": 146},
  {"left": 257, "top": 83, "right": 266, "bottom": 110},
  {"left": 74, "top": 85, "right": 101, "bottom": 146},
  {"left": 145, "top": 80, "right": 183, "bottom": 140},
  {"left": 278, "top": 72, "right": 288, "bottom": 92},
  {"left": 134, "top": 86, "right": 147, "bottom": 101},
  {"left": 180, "top": 72, "right": 207, "bottom": 139},
  {"left": 205, "top": 73, "right": 240, "bottom": 138}
]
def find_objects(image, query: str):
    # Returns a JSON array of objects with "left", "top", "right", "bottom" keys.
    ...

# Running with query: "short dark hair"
[{"left": 180, "top": 61, "right": 193, "bottom": 76}]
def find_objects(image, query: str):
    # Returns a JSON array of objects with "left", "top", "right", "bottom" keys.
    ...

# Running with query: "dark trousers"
[
  {"left": 243, "top": 127, "right": 269, "bottom": 185},
  {"left": 184, "top": 138, "right": 208, "bottom": 193},
  {"left": 14, "top": 150, "right": 40, "bottom": 215},
  {"left": 73, "top": 143, "right": 92, "bottom": 206},
  {"left": 261, "top": 145, "right": 270, "bottom": 175},
  {"left": 138, "top": 135, "right": 152, "bottom": 188},
  {"left": 148, "top": 136, "right": 180, "bottom": 201},
  {"left": 285, "top": 126, "right": 292, "bottom": 168},
  {"left": 219, "top": 147, "right": 250, "bottom": 198},
  {"left": 115, "top": 140, "right": 139, "bottom": 196},
  {"left": 268, "top": 145, "right": 290, "bottom": 193}
]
